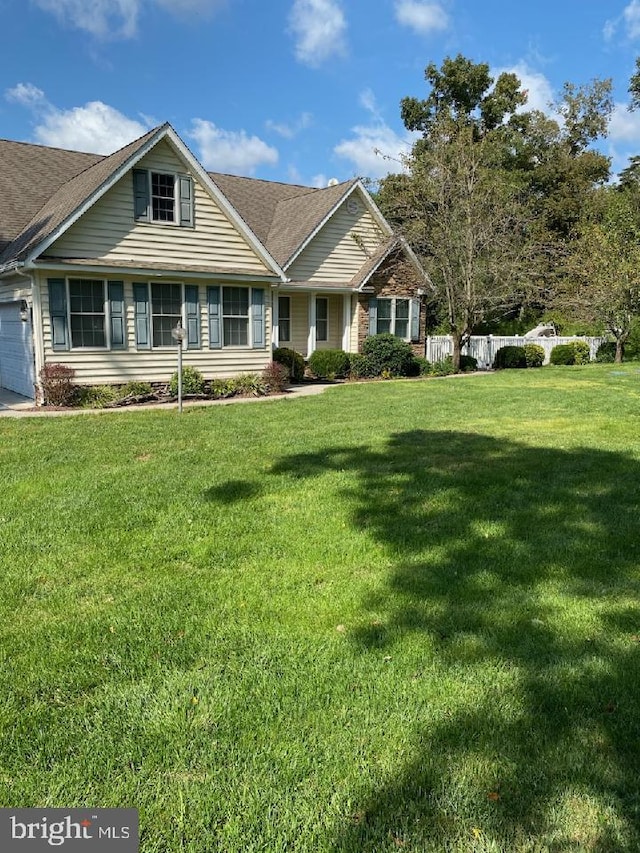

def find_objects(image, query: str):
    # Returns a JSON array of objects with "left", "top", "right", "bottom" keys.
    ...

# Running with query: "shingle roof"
[
  {"left": 0, "top": 126, "right": 163, "bottom": 265},
  {"left": 209, "top": 172, "right": 358, "bottom": 268}
]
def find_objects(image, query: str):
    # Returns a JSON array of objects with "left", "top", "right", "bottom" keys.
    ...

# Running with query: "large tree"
[{"left": 563, "top": 188, "right": 640, "bottom": 362}]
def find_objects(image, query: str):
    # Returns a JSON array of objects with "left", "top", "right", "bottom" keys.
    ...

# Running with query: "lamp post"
[{"left": 171, "top": 321, "right": 187, "bottom": 413}]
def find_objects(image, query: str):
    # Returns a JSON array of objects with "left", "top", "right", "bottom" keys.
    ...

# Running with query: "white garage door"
[{"left": 0, "top": 302, "right": 35, "bottom": 399}]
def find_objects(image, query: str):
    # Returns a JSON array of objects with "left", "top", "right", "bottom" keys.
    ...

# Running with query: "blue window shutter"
[
  {"left": 207, "top": 286, "right": 222, "bottom": 349},
  {"left": 185, "top": 284, "right": 200, "bottom": 349},
  {"left": 179, "top": 176, "right": 194, "bottom": 227},
  {"left": 368, "top": 296, "right": 378, "bottom": 336},
  {"left": 251, "top": 288, "right": 265, "bottom": 348},
  {"left": 133, "top": 283, "right": 150, "bottom": 349},
  {"left": 133, "top": 169, "right": 150, "bottom": 221},
  {"left": 410, "top": 297, "right": 420, "bottom": 342},
  {"left": 108, "top": 281, "right": 126, "bottom": 349},
  {"left": 48, "top": 278, "right": 69, "bottom": 351}
]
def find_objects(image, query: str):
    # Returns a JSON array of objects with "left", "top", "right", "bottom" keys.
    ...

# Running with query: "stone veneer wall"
[{"left": 356, "top": 255, "right": 426, "bottom": 356}]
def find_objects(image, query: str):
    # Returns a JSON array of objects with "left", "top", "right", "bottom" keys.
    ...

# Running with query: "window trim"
[
  {"left": 150, "top": 281, "right": 183, "bottom": 348},
  {"left": 316, "top": 297, "right": 328, "bottom": 343},
  {"left": 208, "top": 285, "right": 266, "bottom": 350},
  {"left": 133, "top": 168, "right": 194, "bottom": 228}
]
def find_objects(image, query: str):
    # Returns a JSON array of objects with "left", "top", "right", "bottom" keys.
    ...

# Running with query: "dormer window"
[{"left": 133, "top": 168, "right": 194, "bottom": 227}]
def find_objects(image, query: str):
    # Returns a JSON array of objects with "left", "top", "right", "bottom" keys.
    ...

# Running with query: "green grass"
[{"left": 2, "top": 364, "right": 640, "bottom": 851}]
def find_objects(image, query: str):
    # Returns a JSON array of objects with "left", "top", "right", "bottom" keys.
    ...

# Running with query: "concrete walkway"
[{"left": 0, "top": 382, "right": 333, "bottom": 417}]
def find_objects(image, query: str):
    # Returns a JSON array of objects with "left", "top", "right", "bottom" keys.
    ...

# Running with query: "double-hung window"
[
  {"left": 48, "top": 278, "right": 126, "bottom": 352},
  {"left": 207, "top": 286, "right": 265, "bottom": 349},
  {"left": 222, "top": 287, "right": 250, "bottom": 346},
  {"left": 375, "top": 297, "right": 412, "bottom": 340},
  {"left": 278, "top": 296, "right": 291, "bottom": 342},
  {"left": 151, "top": 283, "right": 182, "bottom": 347},
  {"left": 133, "top": 169, "right": 194, "bottom": 227}
]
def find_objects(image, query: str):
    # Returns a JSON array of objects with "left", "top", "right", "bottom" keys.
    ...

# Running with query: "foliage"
[
  {"left": 308, "top": 349, "right": 350, "bottom": 380},
  {"left": 595, "top": 342, "right": 617, "bottom": 363},
  {"left": 262, "top": 361, "right": 290, "bottom": 393},
  {"left": 524, "top": 343, "right": 545, "bottom": 368},
  {"left": 120, "top": 381, "right": 153, "bottom": 398},
  {"left": 413, "top": 356, "right": 431, "bottom": 376},
  {"left": 209, "top": 379, "right": 238, "bottom": 399},
  {"left": 76, "top": 385, "right": 120, "bottom": 408},
  {"left": 361, "top": 333, "right": 417, "bottom": 377},
  {"left": 459, "top": 354, "right": 478, "bottom": 372},
  {"left": 549, "top": 344, "right": 574, "bottom": 365},
  {"left": 348, "top": 353, "right": 376, "bottom": 379},
  {"left": 493, "top": 345, "right": 527, "bottom": 369},
  {"left": 169, "top": 365, "right": 205, "bottom": 396},
  {"left": 39, "top": 363, "right": 77, "bottom": 406},
  {"left": 428, "top": 356, "right": 457, "bottom": 376},
  {"left": 230, "top": 373, "right": 269, "bottom": 396},
  {"left": 571, "top": 340, "right": 591, "bottom": 365},
  {"left": 273, "top": 347, "right": 305, "bottom": 383}
]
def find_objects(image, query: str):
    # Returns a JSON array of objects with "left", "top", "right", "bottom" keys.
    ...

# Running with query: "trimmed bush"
[
  {"left": 361, "top": 333, "right": 416, "bottom": 377},
  {"left": 120, "top": 381, "right": 153, "bottom": 398},
  {"left": 169, "top": 365, "right": 205, "bottom": 396},
  {"left": 230, "top": 373, "right": 268, "bottom": 396},
  {"left": 262, "top": 361, "right": 290, "bottom": 393},
  {"left": 572, "top": 340, "right": 591, "bottom": 365},
  {"left": 524, "top": 343, "right": 545, "bottom": 368},
  {"left": 459, "top": 354, "right": 478, "bottom": 372},
  {"left": 39, "top": 363, "right": 76, "bottom": 406},
  {"left": 76, "top": 385, "right": 120, "bottom": 408},
  {"left": 348, "top": 353, "right": 375, "bottom": 379},
  {"left": 595, "top": 342, "right": 617, "bottom": 363},
  {"left": 493, "top": 345, "right": 527, "bottom": 369},
  {"left": 413, "top": 356, "right": 431, "bottom": 376},
  {"left": 550, "top": 341, "right": 591, "bottom": 366},
  {"left": 308, "top": 349, "right": 350, "bottom": 380},
  {"left": 273, "top": 347, "right": 305, "bottom": 383}
]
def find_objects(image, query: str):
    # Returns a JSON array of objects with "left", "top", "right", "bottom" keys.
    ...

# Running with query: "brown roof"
[
  {"left": 0, "top": 126, "right": 164, "bottom": 265},
  {"left": 209, "top": 172, "right": 358, "bottom": 268}
]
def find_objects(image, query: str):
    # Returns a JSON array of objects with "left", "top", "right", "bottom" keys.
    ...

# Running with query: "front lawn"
[{"left": 2, "top": 365, "right": 640, "bottom": 851}]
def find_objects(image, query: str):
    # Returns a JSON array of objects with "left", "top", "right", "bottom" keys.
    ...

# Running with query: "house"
[{"left": 0, "top": 123, "right": 428, "bottom": 401}]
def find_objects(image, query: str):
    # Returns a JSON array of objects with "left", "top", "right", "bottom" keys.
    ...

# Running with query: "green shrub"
[
  {"left": 595, "top": 342, "right": 616, "bottom": 363},
  {"left": 348, "top": 353, "right": 375, "bottom": 379},
  {"left": 361, "top": 333, "right": 416, "bottom": 377},
  {"left": 413, "top": 356, "right": 431, "bottom": 376},
  {"left": 230, "top": 373, "right": 268, "bottom": 396},
  {"left": 550, "top": 343, "right": 575, "bottom": 365},
  {"left": 120, "top": 381, "right": 153, "bottom": 398},
  {"left": 273, "top": 347, "right": 305, "bottom": 383},
  {"left": 39, "top": 363, "right": 76, "bottom": 406},
  {"left": 459, "top": 354, "right": 478, "bottom": 372},
  {"left": 550, "top": 341, "right": 591, "bottom": 366},
  {"left": 262, "top": 361, "right": 289, "bottom": 392},
  {"left": 77, "top": 385, "right": 119, "bottom": 408},
  {"left": 572, "top": 340, "right": 591, "bottom": 365},
  {"left": 308, "top": 349, "right": 350, "bottom": 379},
  {"left": 524, "top": 343, "right": 545, "bottom": 368},
  {"left": 429, "top": 356, "right": 456, "bottom": 376},
  {"left": 169, "top": 365, "right": 205, "bottom": 396},
  {"left": 209, "top": 379, "right": 237, "bottom": 399},
  {"left": 493, "top": 346, "right": 527, "bottom": 369}
]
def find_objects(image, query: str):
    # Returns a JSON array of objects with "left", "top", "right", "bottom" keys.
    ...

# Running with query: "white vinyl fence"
[{"left": 425, "top": 335, "right": 605, "bottom": 369}]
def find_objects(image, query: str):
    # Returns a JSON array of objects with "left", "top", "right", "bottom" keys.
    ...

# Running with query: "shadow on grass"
[
  {"left": 203, "top": 479, "right": 262, "bottom": 503},
  {"left": 272, "top": 430, "right": 640, "bottom": 850}
]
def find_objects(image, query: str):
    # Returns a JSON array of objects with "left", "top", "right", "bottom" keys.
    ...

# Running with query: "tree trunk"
[
  {"left": 615, "top": 338, "right": 624, "bottom": 364},
  {"left": 452, "top": 335, "right": 462, "bottom": 371}
]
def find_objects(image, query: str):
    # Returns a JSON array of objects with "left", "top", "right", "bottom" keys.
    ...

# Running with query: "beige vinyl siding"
[
  {"left": 49, "top": 141, "right": 270, "bottom": 274},
  {"left": 40, "top": 278, "right": 271, "bottom": 383},
  {"left": 287, "top": 202, "right": 384, "bottom": 283},
  {"left": 0, "top": 274, "right": 31, "bottom": 302},
  {"left": 288, "top": 292, "right": 310, "bottom": 356}
]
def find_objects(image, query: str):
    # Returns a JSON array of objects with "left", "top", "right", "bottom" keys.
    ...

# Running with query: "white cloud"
[
  {"left": 5, "top": 82, "right": 48, "bottom": 108},
  {"left": 5, "top": 82, "right": 148, "bottom": 153},
  {"left": 288, "top": 0, "right": 347, "bottom": 66},
  {"left": 311, "top": 173, "right": 329, "bottom": 188},
  {"left": 495, "top": 62, "right": 556, "bottom": 116},
  {"left": 604, "top": 1, "right": 640, "bottom": 41},
  {"left": 394, "top": 0, "right": 448, "bottom": 35},
  {"left": 265, "top": 112, "right": 313, "bottom": 138},
  {"left": 32, "top": 0, "right": 226, "bottom": 38},
  {"left": 334, "top": 123, "right": 414, "bottom": 179},
  {"left": 33, "top": 0, "right": 139, "bottom": 38},
  {"left": 609, "top": 102, "right": 640, "bottom": 142},
  {"left": 188, "top": 119, "right": 278, "bottom": 174}
]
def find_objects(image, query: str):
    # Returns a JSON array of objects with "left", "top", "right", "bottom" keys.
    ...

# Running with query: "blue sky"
[{"left": 2, "top": 0, "right": 640, "bottom": 187}]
